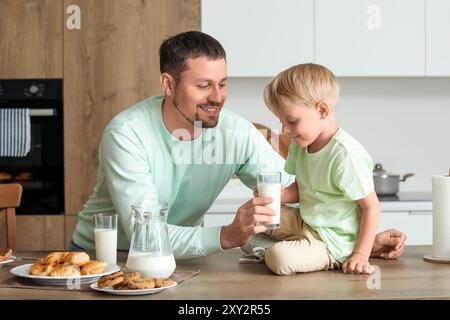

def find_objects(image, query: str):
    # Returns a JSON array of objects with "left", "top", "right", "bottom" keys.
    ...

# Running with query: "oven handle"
[{"left": 29, "top": 109, "right": 57, "bottom": 117}]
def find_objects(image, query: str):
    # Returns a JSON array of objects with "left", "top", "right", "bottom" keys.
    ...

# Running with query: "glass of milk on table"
[
  {"left": 126, "top": 200, "right": 176, "bottom": 278},
  {"left": 94, "top": 213, "right": 118, "bottom": 265},
  {"left": 257, "top": 171, "right": 281, "bottom": 230}
]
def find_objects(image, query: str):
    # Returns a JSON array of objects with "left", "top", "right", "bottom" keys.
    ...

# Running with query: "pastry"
[
  {"left": 0, "top": 249, "right": 12, "bottom": 262},
  {"left": 28, "top": 251, "right": 98, "bottom": 277},
  {"left": 44, "top": 252, "right": 68, "bottom": 266},
  {"left": 63, "top": 252, "right": 90, "bottom": 266},
  {"left": 0, "top": 172, "right": 12, "bottom": 180},
  {"left": 80, "top": 260, "right": 107, "bottom": 275},
  {"left": 15, "top": 172, "right": 33, "bottom": 180},
  {"left": 50, "top": 265, "right": 81, "bottom": 277},
  {"left": 29, "top": 260, "right": 47, "bottom": 275}
]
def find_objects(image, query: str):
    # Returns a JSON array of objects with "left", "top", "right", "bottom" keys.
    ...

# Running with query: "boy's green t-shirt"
[{"left": 284, "top": 127, "right": 374, "bottom": 263}]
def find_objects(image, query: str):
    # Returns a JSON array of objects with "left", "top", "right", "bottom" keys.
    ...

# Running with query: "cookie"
[
  {"left": 127, "top": 278, "right": 156, "bottom": 289},
  {"left": 98, "top": 271, "right": 124, "bottom": 288},
  {"left": 155, "top": 278, "right": 175, "bottom": 288},
  {"left": 122, "top": 272, "right": 141, "bottom": 286}
]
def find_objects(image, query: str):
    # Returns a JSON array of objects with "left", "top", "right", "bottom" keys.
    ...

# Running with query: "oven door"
[{"left": 0, "top": 106, "right": 64, "bottom": 214}]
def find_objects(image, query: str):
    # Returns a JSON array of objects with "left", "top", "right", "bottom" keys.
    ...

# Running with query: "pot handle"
[{"left": 399, "top": 173, "right": 414, "bottom": 182}]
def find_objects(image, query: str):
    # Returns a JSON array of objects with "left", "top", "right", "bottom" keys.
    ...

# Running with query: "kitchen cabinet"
[
  {"left": 0, "top": 0, "right": 63, "bottom": 78},
  {"left": 426, "top": 0, "right": 450, "bottom": 76},
  {"left": 205, "top": 210, "right": 433, "bottom": 245},
  {"left": 201, "top": 0, "right": 314, "bottom": 77},
  {"left": 315, "top": 0, "right": 425, "bottom": 76},
  {"left": 64, "top": 0, "right": 200, "bottom": 216},
  {"left": 378, "top": 210, "right": 432, "bottom": 245},
  {"left": 16, "top": 215, "right": 65, "bottom": 251}
]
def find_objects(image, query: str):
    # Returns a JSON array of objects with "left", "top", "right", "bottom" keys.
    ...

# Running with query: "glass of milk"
[
  {"left": 126, "top": 200, "right": 176, "bottom": 279},
  {"left": 257, "top": 171, "right": 281, "bottom": 230},
  {"left": 93, "top": 213, "right": 118, "bottom": 265}
]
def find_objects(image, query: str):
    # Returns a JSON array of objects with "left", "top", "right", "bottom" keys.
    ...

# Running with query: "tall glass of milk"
[
  {"left": 93, "top": 213, "right": 118, "bottom": 265},
  {"left": 126, "top": 200, "right": 176, "bottom": 279},
  {"left": 257, "top": 171, "right": 281, "bottom": 230}
]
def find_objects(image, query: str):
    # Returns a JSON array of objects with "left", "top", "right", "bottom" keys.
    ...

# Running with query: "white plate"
[
  {"left": 90, "top": 281, "right": 177, "bottom": 296},
  {"left": 0, "top": 257, "right": 15, "bottom": 267},
  {"left": 9, "top": 263, "right": 121, "bottom": 285}
]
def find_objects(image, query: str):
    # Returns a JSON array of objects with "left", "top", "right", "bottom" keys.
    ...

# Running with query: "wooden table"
[{"left": 1, "top": 246, "right": 449, "bottom": 300}]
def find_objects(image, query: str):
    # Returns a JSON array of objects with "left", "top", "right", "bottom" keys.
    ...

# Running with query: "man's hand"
[
  {"left": 220, "top": 197, "right": 276, "bottom": 250},
  {"left": 342, "top": 253, "right": 375, "bottom": 274},
  {"left": 371, "top": 229, "right": 406, "bottom": 259}
]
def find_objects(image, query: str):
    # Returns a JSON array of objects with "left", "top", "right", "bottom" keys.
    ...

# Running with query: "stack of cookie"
[
  {"left": 29, "top": 252, "right": 107, "bottom": 276},
  {"left": 97, "top": 271, "right": 174, "bottom": 290}
]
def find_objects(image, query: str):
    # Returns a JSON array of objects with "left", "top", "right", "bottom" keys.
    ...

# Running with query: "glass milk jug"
[{"left": 126, "top": 201, "right": 176, "bottom": 278}]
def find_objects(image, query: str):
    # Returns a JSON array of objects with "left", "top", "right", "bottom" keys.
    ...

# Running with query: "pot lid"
[{"left": 373, "top": 163, "right": 398, "bottom": 178}]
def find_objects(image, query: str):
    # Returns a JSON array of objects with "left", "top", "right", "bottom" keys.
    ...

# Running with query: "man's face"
[{"left": 172, "top": 56, "right": 228, "bottom": 128}]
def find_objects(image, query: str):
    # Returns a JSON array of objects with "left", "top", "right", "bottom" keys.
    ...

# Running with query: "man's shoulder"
[
  {"left": 105, "top": 95, "right": 162, "bottom": 133},
  {"left": 218, "top": 109, "right": 254, "bottom": 130}
]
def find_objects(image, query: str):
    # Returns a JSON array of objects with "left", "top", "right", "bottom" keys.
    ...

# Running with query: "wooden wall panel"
[
  {"left": 64, "top": 0, "right": 200, "bottom": 214},
  {"left": 16, "top": 215, "right": 65, "bottom": 251},
  {"left": 0, "top": 0, "right": 62, "bottom": 78}
]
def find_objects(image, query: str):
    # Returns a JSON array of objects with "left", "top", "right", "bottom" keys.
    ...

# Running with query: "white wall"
[{"left": 226, "top": 77, "right": 450, "bottom": 191}]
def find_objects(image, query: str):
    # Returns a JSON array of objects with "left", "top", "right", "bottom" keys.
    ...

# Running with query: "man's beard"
[{"left": 173, "top": 95, "right": 222, "bottom": 129}]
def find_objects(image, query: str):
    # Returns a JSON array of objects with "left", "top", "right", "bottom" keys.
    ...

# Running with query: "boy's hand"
[{"left": 342, "top": 253, "right": 375, "bottom": 274}]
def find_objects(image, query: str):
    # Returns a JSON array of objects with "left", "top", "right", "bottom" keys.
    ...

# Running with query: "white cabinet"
[
  {"left": 426, "top": 0, "right": 450, "bottom": 76},
  {"left": 378, "top": 211, "right": 432, "bottom": 245},
  {"left": 315, "top": 0, "right": 425, "bottom": 76},
  {"left": 201, "top": 0, "right": 314, "bottom": 77}
]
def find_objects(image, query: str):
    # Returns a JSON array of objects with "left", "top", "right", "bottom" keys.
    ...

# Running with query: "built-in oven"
[{"left": 0, "top": 79, "right": 64, "bottom": 214}]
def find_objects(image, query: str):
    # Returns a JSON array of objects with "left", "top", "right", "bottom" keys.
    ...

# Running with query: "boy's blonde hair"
[{"left": 264, "top": 63, "right": 340, "bottom": 112}]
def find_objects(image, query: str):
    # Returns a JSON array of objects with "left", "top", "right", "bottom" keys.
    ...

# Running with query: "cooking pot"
[{"left": 373, "top": 163, "right": 414, "bottom": 195}]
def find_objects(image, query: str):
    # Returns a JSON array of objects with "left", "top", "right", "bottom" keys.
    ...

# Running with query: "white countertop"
[{"left": 208, "top": 179, "right": 432, "bottom": 214}]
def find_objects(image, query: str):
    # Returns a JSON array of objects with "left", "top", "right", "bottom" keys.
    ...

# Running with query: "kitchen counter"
[
  {"left": 1, "top": 246, "right": 450, "bottom": 300},
  {"left": 209, "top": 179, "right": 432, "bottom": 213}
]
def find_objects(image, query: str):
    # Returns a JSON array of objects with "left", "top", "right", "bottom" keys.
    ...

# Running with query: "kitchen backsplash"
[{"left": 226, "top": 77, "right": 450, "bottom": 192}]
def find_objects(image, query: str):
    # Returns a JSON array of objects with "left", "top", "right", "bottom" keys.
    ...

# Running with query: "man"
[{"left": 71, "top": 31, "right": 406, "bottom": 261}]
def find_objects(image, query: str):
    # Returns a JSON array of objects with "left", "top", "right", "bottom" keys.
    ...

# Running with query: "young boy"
[{"left": 251, "top": 63, "right": 380, "bottom": 275}]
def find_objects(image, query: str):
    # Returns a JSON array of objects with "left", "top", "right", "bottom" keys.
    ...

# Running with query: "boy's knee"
[{"left": 264, "top": 242, "right": 296, "bottom": 276}]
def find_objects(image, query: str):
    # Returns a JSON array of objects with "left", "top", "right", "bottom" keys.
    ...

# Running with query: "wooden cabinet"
[
  {"left": 0, "top": 0, "right": 62, "bottom": 78},
  {"left": 426, "top": 0, "right": 450, "bottom": 76},
  {"left": 315, "top": 0, "right": 425, "bottom": 76},
  {"left": 201, "top": 0, "right": 314, "bottom": 77},
  {"left": 16, "top": 215, "right": 65, "bottom": 251},
  {"left": 63, "top": 0, "right": 200, "bottom": 215},
  {"left": 1, "top": 0, "right": 200, "bottom": 250}
]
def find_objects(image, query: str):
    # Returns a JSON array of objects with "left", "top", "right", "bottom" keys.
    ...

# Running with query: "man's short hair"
[{"left": 159, "top": 31, "right": 226, "bottom": 82}]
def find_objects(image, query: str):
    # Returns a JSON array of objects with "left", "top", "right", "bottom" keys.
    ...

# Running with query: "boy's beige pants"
[{"left": 263, "top": 206, "right": 341, "bottom": 275}]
